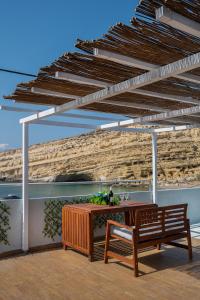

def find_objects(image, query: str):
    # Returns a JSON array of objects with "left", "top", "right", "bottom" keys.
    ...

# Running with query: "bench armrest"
[{"left": 107, "top": 220, "right": 135, "bottom": 231}]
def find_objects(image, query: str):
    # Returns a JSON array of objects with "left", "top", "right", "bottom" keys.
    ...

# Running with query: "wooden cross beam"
[
  {"left": 156, "top": 6, "right": 200, "bottom": 38},
  {"left": 20, "top": 50, "right": 200, "bottom": 124}
]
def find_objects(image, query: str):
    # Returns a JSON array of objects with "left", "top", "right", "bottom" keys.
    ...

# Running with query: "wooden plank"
[
  {"left": 107, "top": 251, "right": 133, "bottom": 265},
  {"left": 1, "top": 238, "right": 198, "bottom": 299}
]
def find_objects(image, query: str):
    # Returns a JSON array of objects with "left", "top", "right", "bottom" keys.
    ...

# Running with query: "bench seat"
[{"left": 104, "top": 204, "right": 192, "bottom": 277}]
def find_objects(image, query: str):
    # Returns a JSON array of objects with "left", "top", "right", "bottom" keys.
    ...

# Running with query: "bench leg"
[
  {"left": 133, "top": 241, "right": 139, "bottom": 277},
  {"left": 187, "top": 221, "right": 193, "bottom": 260},
  {"left": 104, "top": 223, "right": 110, "bottom": 264},
  {"left": 157, "top": 243, "right": 161, "bottom": 250},
  {"left": 89, "top": 254, "right": 93, "bottom": 262}
]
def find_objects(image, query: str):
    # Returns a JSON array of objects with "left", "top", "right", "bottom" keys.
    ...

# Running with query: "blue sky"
[{"left": 0, "top": 0, "right": 138, "bottom": 150}]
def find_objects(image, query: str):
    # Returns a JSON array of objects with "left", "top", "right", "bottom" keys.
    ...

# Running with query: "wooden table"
[{"left": 62, "top": 201, "right": 155, "bottom": 261}]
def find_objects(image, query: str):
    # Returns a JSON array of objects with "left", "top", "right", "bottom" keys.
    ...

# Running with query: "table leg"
[
  {"left": 125, "top": 209, "right": 136, "bottom": 226},
  {"left": 125, "top": 211, "right": 130, "bottom": 226},
  {"left": 88, "top": 213, "right": 94, "bottom": 262},
  {"left": 63, "top": 243, "right": 68, "bottom": 251}
]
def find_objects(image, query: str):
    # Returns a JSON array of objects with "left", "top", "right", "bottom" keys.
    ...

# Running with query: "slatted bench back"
[
  {"left": 125, "top": 204, "right": 157, "bottom": 226},
  {"left": 163, "top": 204, "right": 187, "bottom": 236},
  {"left": 135, "top": 204, "right": 188, "bottom": 242}
]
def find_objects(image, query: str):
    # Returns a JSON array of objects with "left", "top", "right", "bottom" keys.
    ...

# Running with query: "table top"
[{"left": 64, "top": 201, "right": 154, "bottom": 214}]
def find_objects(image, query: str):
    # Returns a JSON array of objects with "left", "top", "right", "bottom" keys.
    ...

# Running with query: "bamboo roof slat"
[
  {"left": 4, "top": 0, "right": 200, "bottom": 126},
  {"left": 136, "top": 0, "right": 200, "bottom": 24}
]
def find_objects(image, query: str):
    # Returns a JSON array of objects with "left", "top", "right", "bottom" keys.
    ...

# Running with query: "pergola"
[{"left": 1, "top": 0, "right": 200, "bottom": 252}]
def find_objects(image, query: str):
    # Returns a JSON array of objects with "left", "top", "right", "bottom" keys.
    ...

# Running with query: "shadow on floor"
[
  {"left": 191, "top": 223, "right": 200, "bottom": 239},
  {"left": 92, "top": 239, "right": 200, "bottom": 278}
]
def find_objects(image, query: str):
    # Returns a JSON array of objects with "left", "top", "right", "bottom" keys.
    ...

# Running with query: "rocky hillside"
[{"left": 0, "top": 128, "right": 200, "bottom": 186}]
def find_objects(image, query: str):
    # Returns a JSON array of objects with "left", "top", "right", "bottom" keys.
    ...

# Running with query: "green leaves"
[
  {"left": 89, "top": 191, "right": 109, "bottom": 205},
  {"left": 43, "top": 198, "right": 89, "bottom": 240},
  {"left": 43, "top": 195, "right": 123, "bottom": 241},
  {"left": 93, "top": 213, "right": 124, "bottom": 229},
  {"left": 89, "top": 192, "right": 120, "bottom": 206},
  {"left": 0, "top": 201, "right": 11, "bottom": 245}
]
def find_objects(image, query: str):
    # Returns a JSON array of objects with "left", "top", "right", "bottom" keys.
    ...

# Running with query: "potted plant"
[{"left": 89, "top": 191, "right": 120, "bottom": 206}]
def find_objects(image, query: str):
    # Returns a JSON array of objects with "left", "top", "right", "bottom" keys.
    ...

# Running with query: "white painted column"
[
  {"left": 22, "top": 123, "right": 29, "bottom": 251},
  {"left": 152, "top": 132, "right": 158, "bottom": 204}
]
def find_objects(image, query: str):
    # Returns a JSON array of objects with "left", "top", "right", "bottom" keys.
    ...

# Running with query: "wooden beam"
[
  {"left": 4, "top": 102, "right": 180, "bottom": 126},
  {"left": 107, "top": 127, "right": 153, "bottom": 133},
  {"left": 94, "top": 48, "right": 200, "bottom": 85},
  {"left": 40, "top": 73, "right": 200, "bottom": 105},
  {"left": 31, "top": 87, "right": 79, "bottom": 100},
  {"left": 156, "top": 6, "right": 200, "bottom": 38},
  {"left": 32, "top": 119, "right": 96, "bottom": 129},
  {"left": 0, "top": 105, "right": 121, "bottom": 122},
  {"left": 101, "top": 106, "right": 200, "bottom": 129},
  {"left": 154, "top": 125, "right": 200, "bottom": 133},
  {"left": 55, "top": 72, "right": 108, "bottom": 88},
  {"left": 94, "top": 48, "right": 155, "bottom": 71},
  {"left": 5, "top": 101, "right": 195, "bottom": 124},
  {"left": 132, "top": 89, "right": 200, "bottom": 105},
  {"left": 20, "top": 50, "right": 200, "bottom": 124},
  {"left": 102, "top": 100, "right": 200, "bottom": 121},
  {"left": 0, "top": 105, "right": 39, "bottom": 113},
  {"left": 120, "top": 106, "right": 200, "bottom": 126},
  {"left": 101, "top": 100, "right": 167, "bottom": 112}
]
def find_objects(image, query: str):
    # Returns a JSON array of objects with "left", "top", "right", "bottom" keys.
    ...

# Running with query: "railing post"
[
  {"left": 22, "top": 122, "right": 29, "bottom": 252},
  {"left": 152, "top": 132, "right": 158, "bottom": 204}
]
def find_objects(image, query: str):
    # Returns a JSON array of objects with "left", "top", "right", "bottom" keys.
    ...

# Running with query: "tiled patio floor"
[{"left": 0, "top": 238, "right": 200, "bottom": 300}]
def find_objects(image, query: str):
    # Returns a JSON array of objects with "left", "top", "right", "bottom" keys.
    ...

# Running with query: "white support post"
[
  {"left": 22, "top": 123, "right": 29, "bottom": 252},
  {"left": 152, "top": 132, "right": 158, "bottom": 204}
]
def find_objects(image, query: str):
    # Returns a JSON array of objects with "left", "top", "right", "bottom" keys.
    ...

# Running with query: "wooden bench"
[{"left": 104, "top": 204, "right": 192, "bottom": 277}]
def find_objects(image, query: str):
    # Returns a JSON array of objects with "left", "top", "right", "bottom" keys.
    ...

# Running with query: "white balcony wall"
[
  {"left": 1, "top": 187, "right": 200, "bottom": 254},
  {"left": 0, "top": 199, "right": 22, "bottom": 253}
]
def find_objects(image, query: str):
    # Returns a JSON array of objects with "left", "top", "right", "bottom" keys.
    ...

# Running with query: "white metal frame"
[
  {"left": 19, "top": 119, "right": 200, "bottom": 251},
  {"left": 152, "top": 132, "right": 158, "bottom": 204},
  {"left": 2, "top": 4, "right": 200, "bottom": 251},
  {"left": 22, "top": 123, "right": 29, "bottom": 251},
  {"left": 18, "top": 49, "right": 200, "bottom": 251},
  {"left": 0, "top": 105, "right": 125, "bottom": 122}
]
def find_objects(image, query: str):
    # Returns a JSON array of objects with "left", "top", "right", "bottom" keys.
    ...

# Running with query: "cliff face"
[{"left": 0, "top": 128, "right": 200, "bottom": 185}]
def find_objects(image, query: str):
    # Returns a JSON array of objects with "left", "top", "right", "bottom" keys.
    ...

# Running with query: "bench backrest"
[
  {"left": 135, "top": 204, "right": 188, "bottom": 242},
  {"left": 125, "top": 204, "right": 157, "bottom": 226}
]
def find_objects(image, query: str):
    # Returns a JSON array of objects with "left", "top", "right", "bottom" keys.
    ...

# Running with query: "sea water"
[{"left": 0, "top": 182, "right": 145, "bottom": 199}]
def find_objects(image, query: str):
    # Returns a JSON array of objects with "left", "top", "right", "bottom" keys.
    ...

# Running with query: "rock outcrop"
[{"left": 0, "top": 128, "right": 200, "bottom": 186}]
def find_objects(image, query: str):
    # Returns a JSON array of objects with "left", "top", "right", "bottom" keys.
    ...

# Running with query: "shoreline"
[{"left": 1, "top": 180, "right": 200, "bottom": 190}]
